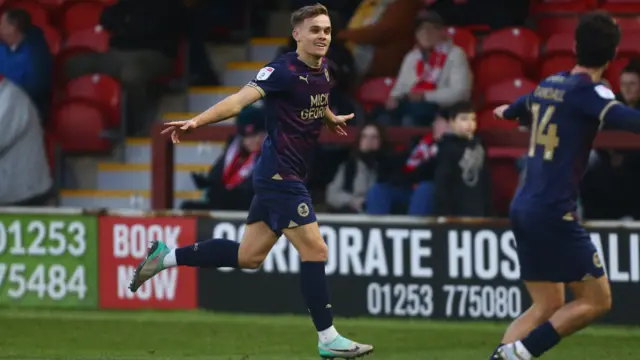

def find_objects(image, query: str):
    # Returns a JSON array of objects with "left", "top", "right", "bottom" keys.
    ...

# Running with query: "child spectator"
[{"left": 433, "top": 102, "right": 492, "bottom": 217}]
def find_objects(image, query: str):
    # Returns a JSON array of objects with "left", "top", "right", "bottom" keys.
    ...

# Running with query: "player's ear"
[{"left": 292, "top": 28, "right": 300, "bottom": 43}]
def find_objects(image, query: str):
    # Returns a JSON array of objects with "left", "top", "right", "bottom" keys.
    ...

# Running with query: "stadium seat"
[
  {"left": 356, "top": 77, "right": 396, "bottom": 111},
  {"left": 50, "top": 98, "right": 112, "bottom": 152},
  {"left": 605, "top": 57, "right": 630, "bottom": 91},
  {"left": 535, "top": 16, "right": 579, "bottom": 39},
  {"left": 65, "top": 74, "right": 122, "bottom": 127},
  {"left": 447, "top": 26, "right": 476, "bottom": 60},
  {"left": 538, "top": 53, "right": 576, "bottom": 80},
  {"left": 614, "top": 16, "right": 640, "bottom": 33},
  {"left": 42, "top": 24, "right": 60, "bottom": 55},
  {"left": 544, "top": 32, "right": 574, "bottom": 54},
  {"left": 530, "top": 0, "right": 597, "bottom": 15},
  {"left": 477, "top": 108, "right": 520, "bottom": 131},
  {"left": 61, "top": 0, "right": 105, "bottom": 35},
  {"left": 480, "top": 27, "right": 541, "bottom": 69},
  {"left": 600, "top": 0, "right": 640, "bottom": 14},
  {"left": 618, "top": 31, "right": 640, "bottom": 58},
  {"left": 483, "top": 77, "right": 537, "bottom": 109},
  {"left": 6, "top": 0, "right": 49, "bottom": 28},
  {"left": 63, "top": 25, "right": 109, "bottom": 51},
  {"left": 472, "top": 54, "right": 527, "bottom": 96}
]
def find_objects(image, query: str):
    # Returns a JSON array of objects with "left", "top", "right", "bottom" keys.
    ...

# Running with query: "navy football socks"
[
  {"left": 175, "top": 239, "right": 239, "bottom": 268},
  {"left": 300, "top": 261, "right": 334, "bottom": 332},
  {"left": 521, "top": 321, "right": 561, "bottom": 357}
]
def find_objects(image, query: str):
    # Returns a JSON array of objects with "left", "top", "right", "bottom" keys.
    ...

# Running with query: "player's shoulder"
[
  {"left": 539, "top": 72, "right": 614, "bottom": 99},
  {"left": 256, "top": 52, "right": 297, "bottom": 81}
]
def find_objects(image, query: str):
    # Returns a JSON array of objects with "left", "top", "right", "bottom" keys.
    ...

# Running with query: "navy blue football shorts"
[
  {"left": 510, "top": 205, "right": 605, "bottom": 283},
  {"left": 246, "top": 178, "right": 317, "bottom": 237}
]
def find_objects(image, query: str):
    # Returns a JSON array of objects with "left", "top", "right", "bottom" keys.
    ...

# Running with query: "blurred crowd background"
[{"left": 2, "top": 0, "right": 640, "bottom": 221}]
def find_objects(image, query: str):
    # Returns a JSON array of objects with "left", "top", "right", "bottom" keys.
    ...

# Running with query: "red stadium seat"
[
  {"left": 481, "top": 27, "right": 541, "bottom": 69},
  {"left": 538, "top": 53, "right": 576, "bottom": 80},
  {"left": 618, "top": 31, "right": 640, "bottom": 58},
  {"left": 601, "top": 0, "right": 640, "bottom": 14},
  {"left": 356, "top": 77, "right": 396, "bottom": 111},
  {"left": 605, "top": 57, "right": 631, "bottom": 92},
  {"left": 530, "top": 0, "right": 597, "bottom": 15},
  {"left": 61, "top": 0, "right": 104, "bottom": 35},
  {"left": 483, "top": 77, "right": 537, "bottom": 109},
  {"left": 477, "top": 108, "right": 520, "bottom": 131},
  {"left": 50, "top": 99, "right": 112, "bottom": 152},
  {"left": 64, "top": 25, "right": 109, "bottom": 51},
  {"left": 544, "top": 32, "right": 574, "bottom": 54},
  {"left": 535, "top": 16, "right": 579, "bottom": 39},
  {"left": 447, "top": 26, "right": 476, "bottom": 59},
  {"left": 42, "top": 24, "right": 60, "bottom": 55},
  {"left": 614, "top": 16, "right": 640, "bottom": 33},
  {"left": 473, "top": 54, "right": 527, "bottom": 96},
  {"left": 6, "top": 0, "right": 49, "bottom": 28},
  {"left": 65, "top": 74, "right": 121, "bottom": 127}
]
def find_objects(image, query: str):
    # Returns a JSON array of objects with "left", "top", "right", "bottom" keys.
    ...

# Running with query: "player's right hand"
[
  {"left": 160, "top": 119, "right": 198, "bottom": 144},
  {"left": 493, "top": 104, "right": 509, "bottom": 120}
]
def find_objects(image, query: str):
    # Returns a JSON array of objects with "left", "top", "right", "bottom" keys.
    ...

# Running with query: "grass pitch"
[{"left": 1, "top": 309, "right": 639, "bottom": 359}]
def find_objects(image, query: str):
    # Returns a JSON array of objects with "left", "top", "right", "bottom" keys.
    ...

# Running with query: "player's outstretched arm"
[
  {"left": 494, "top": 93, "right": 531, "bottom": 121},
  {"left": 161, "top": 86, "right": 262, "bottom": 144},
  {"left": 599, "top": 101, "right": 640, "bottom": 132}
]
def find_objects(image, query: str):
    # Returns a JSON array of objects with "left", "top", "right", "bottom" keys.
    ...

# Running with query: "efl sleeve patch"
[
  {"left": 256, "top": 67, "right": 274, "bottom": 81},
  {"left": 595, "top": 84, "right": 615, "bottom": 100}
]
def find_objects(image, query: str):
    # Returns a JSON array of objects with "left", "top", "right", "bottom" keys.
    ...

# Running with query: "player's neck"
[
  {"left": 296, "top": 50, "right": 322, "bottom": 69},
  {"left": 570, "top": 66, "right": 604, "bottom": 82}
]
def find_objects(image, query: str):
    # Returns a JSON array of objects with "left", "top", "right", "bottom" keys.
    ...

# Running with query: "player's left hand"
[
  {"left": 160, "top": 119, "right": 198, "bottom": 144},
  {"left": 325, "top": 113, "right": 354, "bottom": 136},
  {"left": 493, "top": 105, "right": 509, "bottom": 120}
]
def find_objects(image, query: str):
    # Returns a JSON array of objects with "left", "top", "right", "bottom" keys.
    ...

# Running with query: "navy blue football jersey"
[
  {"left": 504, "top": 72, "right": 621, "bottom": 213},
  {"left": 247, "top": 52, "right": 333, "bottom": 183}
]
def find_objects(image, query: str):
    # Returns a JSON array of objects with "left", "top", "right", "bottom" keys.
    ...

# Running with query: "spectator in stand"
[
  {"left": 433, "top": 102, "right": 491, "bottom": 217},
  {"left": 383, "top": 10, "right": 472, "bottom": 126},
  {"left": 365, "top": 116, "right": 447, "bottom": 215},
  {"left": 65, "top": 0, "right": 188, "bottom": 135},
  {"left": 0, "top": 9, "right": 52, "bottom": 120},
  {"left": 325, "top": 123, "right": 385, "bottom": 213},
  {"left": 0, "top": 75, "right": 53, "bottom": 206},
  {"left": 581, "top": 60, "right": 640, "bottom": 220},
  {"left": 181, "top": 106, "right": 266, "bottom": 211},
  {"left": 338, "top": 0, "right": 423, "bottom": 79}
]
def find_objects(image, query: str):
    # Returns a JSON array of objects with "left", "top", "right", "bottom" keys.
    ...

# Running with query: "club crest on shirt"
[
  {"left": 297, "top": 202, "right": 310, "bottom": 217},
  {"left": 256, "top": 67, "right": 274, "bottom": 81},
  {"left": 593, "top": 252, "right": 603, "bottom": 268},
  {"left": 324, "top": 68, "right": 330, "bottom": 82}
]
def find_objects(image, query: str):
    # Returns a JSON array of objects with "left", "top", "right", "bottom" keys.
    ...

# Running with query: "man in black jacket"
[{"left": 433, "top": 102, "right": 492, "bottom": 217}]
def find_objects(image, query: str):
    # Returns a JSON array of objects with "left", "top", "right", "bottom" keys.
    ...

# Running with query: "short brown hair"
[{"left": 290, "top": 3, "right": 329, "bottom": 28}]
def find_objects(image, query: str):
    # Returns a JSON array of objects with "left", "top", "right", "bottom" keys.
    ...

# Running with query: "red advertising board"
[{"left": 98, "top": 216, "right": 197, "bottom": 309}]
